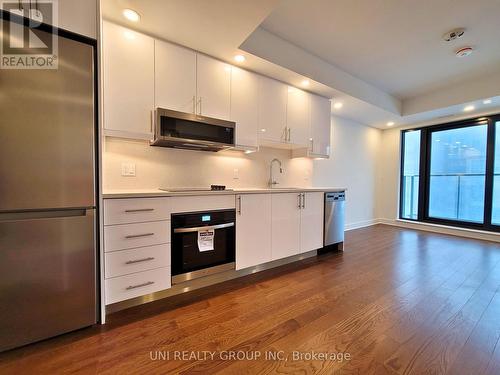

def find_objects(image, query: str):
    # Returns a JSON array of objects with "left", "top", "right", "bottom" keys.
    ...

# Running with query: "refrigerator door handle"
[{"left": 0, "top": 209, "right": 91, "bottom": 222}]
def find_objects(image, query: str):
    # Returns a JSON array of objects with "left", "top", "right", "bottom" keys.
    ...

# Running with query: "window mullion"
[
  {"left": 484, "top": 119, "right": 495, "bottom": 228},
  {"left": 417, "top": 128, "right": 428, "bottom": 221}
]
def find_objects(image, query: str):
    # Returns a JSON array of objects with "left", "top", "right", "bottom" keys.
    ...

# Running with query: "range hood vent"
[{"left": 151, "top": 108, "right": 235, "bottom": 152}]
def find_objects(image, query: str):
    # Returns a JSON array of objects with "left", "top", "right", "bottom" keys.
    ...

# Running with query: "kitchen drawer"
[
  {"left": 104, "top": 197, "right": 171, "bottom": 225},
  {"left": 104, "top": 220, "right": 170, "bottom": 252},
  {"left": 170, "top": 195, "right": 235, "bottom": 213},
  {"left": 105, "top": 267, "right": 171, "bottom": 304},
  {"left": 105, "top": 244, "right": 171, "bottom": 278}
]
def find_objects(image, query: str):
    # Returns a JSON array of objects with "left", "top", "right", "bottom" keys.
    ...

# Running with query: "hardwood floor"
[{"left": 1, "top": 224, "right": 500, "bottom": 374}]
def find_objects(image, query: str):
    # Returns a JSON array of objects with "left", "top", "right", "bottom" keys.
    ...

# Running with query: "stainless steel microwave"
[{"left": 151, "top": 108, "right": 235, "bottom": 152}]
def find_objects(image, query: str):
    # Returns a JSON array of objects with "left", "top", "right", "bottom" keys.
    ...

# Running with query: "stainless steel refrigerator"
[{"left": 0, "top": 25, "right": 97, "bottom": 351}]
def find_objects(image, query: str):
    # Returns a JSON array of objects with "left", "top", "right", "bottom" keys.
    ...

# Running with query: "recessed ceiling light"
[
  {"left": 260, "top": 128, "right": 266, "bottom": 132},
  {"left": 463, "top": 105, "right": 475, "bottom": 112},
  {"left": 301, "top": 79, "right": 310, "bottom": 87},
  {"left": 333, "top": 102, "right": 343, "bottom": 109},
  {"left": 387, "top": 121, "right": 395, "bottom": 127},
  {"left": 123, "top": 9, "right": 140, "bottom": 22},
  {"left": 483, "top": 99, "right": 492, "bottom": 104},
  {"left": 234, "top": 54, "right": 245, "bottom": 63}
]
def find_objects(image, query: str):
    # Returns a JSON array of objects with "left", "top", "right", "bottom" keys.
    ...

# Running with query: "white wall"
[
  {"left": 102, "top": 115, "right": 383, "bottom": 229},
  {"left": 312, "top": 116, "right": 382, "bottom": 229},
  {"left": 376, "top": 128, "right": 401, "bottom": 220},
  {"left": 103, "top": 139, "right": 313, "bottom": 190}
]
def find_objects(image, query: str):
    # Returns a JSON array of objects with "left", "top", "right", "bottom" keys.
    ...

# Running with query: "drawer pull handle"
[
  {"left": 125, "top": 257, "right": 155, "bottom": 264},
  {"left": 126, "top": 281, "right": 154, "bottom": 290},
  {"left": 124, "top": 208, "right": 155, "bottom": 213},
  {"left": 125, "top": 233, "right": 154, "bottom": 239}
]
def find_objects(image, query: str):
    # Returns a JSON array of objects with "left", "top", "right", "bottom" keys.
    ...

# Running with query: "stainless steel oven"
[{"left": 171, "top": 209, "right": 236, "bottom": 284}]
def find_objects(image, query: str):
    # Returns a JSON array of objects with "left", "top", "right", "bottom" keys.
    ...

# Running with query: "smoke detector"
[
  {"left": 443, "top": 28, "right": 465, "bottom": 42},
  {"left": 456, "top": 46, "right": 474, "bottom": 58}
]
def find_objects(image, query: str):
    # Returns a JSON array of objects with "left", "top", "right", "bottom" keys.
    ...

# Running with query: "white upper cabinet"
[
  {"left": 271, "top": 193, "right": 301, "bottom": 260},
  {"left": 101, "top": 22, "right": 331, "bottom": 154},
  {"left": 287, "top": 87, "right": 310, "bottom": 147},
  {"left": 196, "top": 54, "right": 231, "bottom": 120},
  {"left": 230, "top": 67, "right": 260, "bottom": 148},
  {"left": 310, "top": 94, "right": 331, "bottom": 156},
  {"left": 235, "top": 194, "right": 272, "bottom": 270},
  {"left": 259, "top": 76, "right": 288, "bottom": 143},
  {"left": 103, "top": 22, "right": 154, "bottom": 139},
  {"left": 155, "top": 40, "right": 197, "bottom": 114},
  {"left": 300, "top": 192, "right": 324, "bottom": 253}
]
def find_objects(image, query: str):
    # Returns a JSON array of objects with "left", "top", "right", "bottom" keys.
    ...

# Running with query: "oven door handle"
[{"left": 173, "top": 222, "right": 234, "bottom": 233}]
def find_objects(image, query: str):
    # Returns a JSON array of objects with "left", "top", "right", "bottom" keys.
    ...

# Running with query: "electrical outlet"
[
  {"left": 233, "top": 168, "right": 239, "bottom": 180},
  {"left": 121, "top": 162, "right": 136, "bottom": 177}
]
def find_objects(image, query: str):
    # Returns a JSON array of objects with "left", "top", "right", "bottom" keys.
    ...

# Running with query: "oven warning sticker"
[{"left": 198, "top": 229, "right": 215, "bottom": 252}]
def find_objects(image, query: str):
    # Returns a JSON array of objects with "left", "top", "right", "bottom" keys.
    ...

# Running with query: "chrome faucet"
[{"left": 269, "top": 158, "right": 284, "bottom": 188}]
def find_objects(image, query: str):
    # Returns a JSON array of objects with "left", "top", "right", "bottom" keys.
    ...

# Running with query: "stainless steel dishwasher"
[{"left": 323, "top": 191, "right": 345, "bottom": 251}]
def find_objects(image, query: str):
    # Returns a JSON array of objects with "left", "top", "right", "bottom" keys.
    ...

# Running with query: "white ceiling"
[
  {"left": 101, "top": 0, "right": 500, "bottom": 129},
  {"left": 261, "top": 0, "right": 500, "bottom": 100},
  {"left": 101, "top": 0, "right": 280, "bottom": 58}
]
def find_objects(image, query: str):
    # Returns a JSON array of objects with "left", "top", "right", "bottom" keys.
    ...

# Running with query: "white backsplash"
[{"left": 103, "top": 137, "right": 314, "bottom": 190}]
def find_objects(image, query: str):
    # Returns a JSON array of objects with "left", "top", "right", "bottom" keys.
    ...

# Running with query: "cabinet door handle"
[
  {"left": 310, "top": 139, "right": 314, "bottom": 152},
  {"left": 298, "top": 194, "right": 302, "bottom": 209},
  {"left": 192, "top": 95, "right": 196, "bottom": 113},
  {"left": 126, "top": 281, "right": 154, "bottom": 290},
  {"left": 125, "top": 257, "right": 155, "bottom": 265},
  {"left": 124, "top": 208, "right": 154, "bottom": 213},
  {"left": 302, "top": 193, "right": 306, "bottom": 209},
  {"left": 237, "top": 196, "right": 242, "bottom": 215},
  {"left": 288, "top": 128, "right": 291, "bottom": 142},
  {"left": 198, "top": 97, "right": 202, "bottom": 115},
  {"left": 125, "top": 232, "right": 155, "bottom": 239}
]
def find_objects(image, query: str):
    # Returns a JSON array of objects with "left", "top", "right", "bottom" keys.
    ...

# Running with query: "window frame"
[{"left": 399, "top": 114, "right": 500, "bottom": 233}]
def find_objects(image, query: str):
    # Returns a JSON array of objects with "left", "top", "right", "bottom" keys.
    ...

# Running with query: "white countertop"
[{"left": 102, "top": 187, "right": 346, "bottom": 199}]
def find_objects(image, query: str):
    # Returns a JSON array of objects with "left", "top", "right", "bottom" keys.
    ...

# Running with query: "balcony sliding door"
[
  {"left": 427, "top": 124, "right": 488, "bottom": 224},
  {"left": 400, "top": 115, "right": 499, "bottom": 232},
  {"left": 493, "top": 121, "right": 500, "bottom": 226}
]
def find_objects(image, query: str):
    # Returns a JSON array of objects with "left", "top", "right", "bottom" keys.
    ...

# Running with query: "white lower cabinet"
[
  {"left": 105, "top": 267, "right": 171, "bottom": 305},
  {"left": 104, "top": 220, "right": 170, "bottom": 252},
  {"left": 103, "top": 197, "right": 172, "bottom": 305},
  {"left": 105, "top": 244, "right": 171, "bottom": 279},
  {"left": 235, "top": 194, "right": 272, "bottom": 270},
  {"left": 271, "top": 192, "right": 325, "bottom": 261},
  {"left": 271, "top": 193, "right": 302, "bottom": 260},
  {"left": 300, "top": 192, "right": 325, "bottom": 253}
]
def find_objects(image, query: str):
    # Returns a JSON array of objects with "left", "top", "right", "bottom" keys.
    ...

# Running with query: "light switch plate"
[
  {"left": 233, "top": 168, "right": 239, "bottom": 179},
  {"left": 121, "top": 162, "right": 136, "bottom": 177}
]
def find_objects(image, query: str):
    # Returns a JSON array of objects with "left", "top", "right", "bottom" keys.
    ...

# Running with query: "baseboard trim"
[
  {"left": 345, "top": 219, "right": 379, "bottom": 231},
  {"left": 378, "top": 218, "right": 500, "bottom": 243}
]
